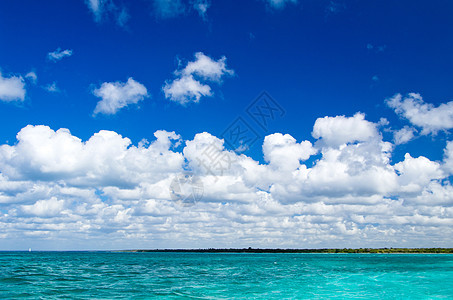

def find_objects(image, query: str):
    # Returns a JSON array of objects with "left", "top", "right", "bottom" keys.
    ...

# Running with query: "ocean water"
[{"left": 1, "top": 252, "right": 452, "bottom": 299}]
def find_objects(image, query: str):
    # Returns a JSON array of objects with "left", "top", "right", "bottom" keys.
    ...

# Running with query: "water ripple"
[{"left": 0, "top": 252, "right": 452, "bottom": 299}]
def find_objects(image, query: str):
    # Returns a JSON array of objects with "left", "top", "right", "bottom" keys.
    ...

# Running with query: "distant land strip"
[{"left": 120, "top": 248, "right": 453, "bottom": 254}]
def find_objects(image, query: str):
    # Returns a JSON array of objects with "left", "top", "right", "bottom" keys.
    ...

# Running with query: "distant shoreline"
[{"left": 120, "top": 248, "right": 453, "bottom": 254}]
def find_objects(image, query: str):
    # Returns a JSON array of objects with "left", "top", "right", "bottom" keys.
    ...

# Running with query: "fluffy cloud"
[
  {"left": 1, "top": 109, "right": 453, "bottom": 249},
  {"left": 312, "top": 113, "right": 379, "bottom": 147},
  {"left": 292, "top": 138, "right": 396, "bottom": 200},
  {"left": 163, "top": 52, "right": 234, "bottom": 105},
  {"left": 393, "top": 126, "right": 416, "bottom": 145},
  {"left": 0, "top": 125, "right": 183, "bottom": 187},
  {"left": 47, "top": 48, "right": 73, "bottom": 62},
  {"left": 387, "top": 93, "right": 453, "bottom": 134},
  {"left": 180, "top": 52, "right": 234, "bottom": 81},
  {"left": 20, "top": 197, "right": 66, "bottom": 217},
  {"left": 265, "top": 0, "right": 298, "bottom": 9},
  {"left": 395, "top": 154, "right": 444, "bottom": 194},
  {"left": 85, "top": 0, "right": 129, "bottom": 26},
  {"left": 0, "top": 72, "right": 26, "bottom": 102},
  {"left": 263, "top": 133, "right": 316, "bottom": 171},
  {"left": 93, "top": 78, "right": 149, "bottom": 115},
  {"left": 163, "top": 75, "right": 211, "bottom": 104}
]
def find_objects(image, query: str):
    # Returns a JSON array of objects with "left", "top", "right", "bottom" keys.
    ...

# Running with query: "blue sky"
[{"left": 0, "top": 0, "right": 453, "bottom": 250}]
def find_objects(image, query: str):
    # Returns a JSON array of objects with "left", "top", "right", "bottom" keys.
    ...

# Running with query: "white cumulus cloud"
[
  {"left": 393, "top": 126, "right": 416, "bottom": 145},
  {"left": 387, "top": 93, "right": 453, "bottom": 134},
  {"left": 394, "top": 153, "right": 444, "bottom": 194},
  {"left": 0, "top": 125, "right": 183, "bottom": 187},
  {"left": 0, "top": 72, "right": 26, "bottom": 102},
  {"left": 163, "top": 75, "right": 211, "bottom": 104},
  {"left": 180, "top": 52, "right": 234, "bottom": 81},
  {"left": 263, "top": 133, "right": 317, "bottom": 171},
  {"left": 93, "top": 78, "right": 149, "bottom": 115},
  {"left": 20, "top": 197, "right": 66, "bottom": 217},
  {"left": 312, "top": 113, "right": 379, "bottom": 147},
  {"left": 163, "top": 52, "right": 233, "bottom": 105}
]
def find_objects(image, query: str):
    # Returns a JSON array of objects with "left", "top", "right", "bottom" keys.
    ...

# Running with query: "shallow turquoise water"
[{"left": 1, "top": 252, "right": 452, "bottom": 299}]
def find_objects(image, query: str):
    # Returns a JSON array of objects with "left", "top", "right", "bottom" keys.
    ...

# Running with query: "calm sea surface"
[{"left": 1, "top": 252, "right": 452, "bottom": 299}]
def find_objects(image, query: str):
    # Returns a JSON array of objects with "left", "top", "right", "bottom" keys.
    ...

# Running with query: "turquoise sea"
[{"left": 1, "top": 252, "right": 452, "bottom": 299}]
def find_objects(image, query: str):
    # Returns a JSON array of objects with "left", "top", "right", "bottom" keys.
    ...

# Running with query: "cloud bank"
[{"left": 1, "top": 102, "right": 452, "bottom": 249}]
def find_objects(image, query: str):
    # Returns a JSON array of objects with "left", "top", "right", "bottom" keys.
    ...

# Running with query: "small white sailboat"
[{"left": 28, "top": 248, "right": 32, "bottom": 252}]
